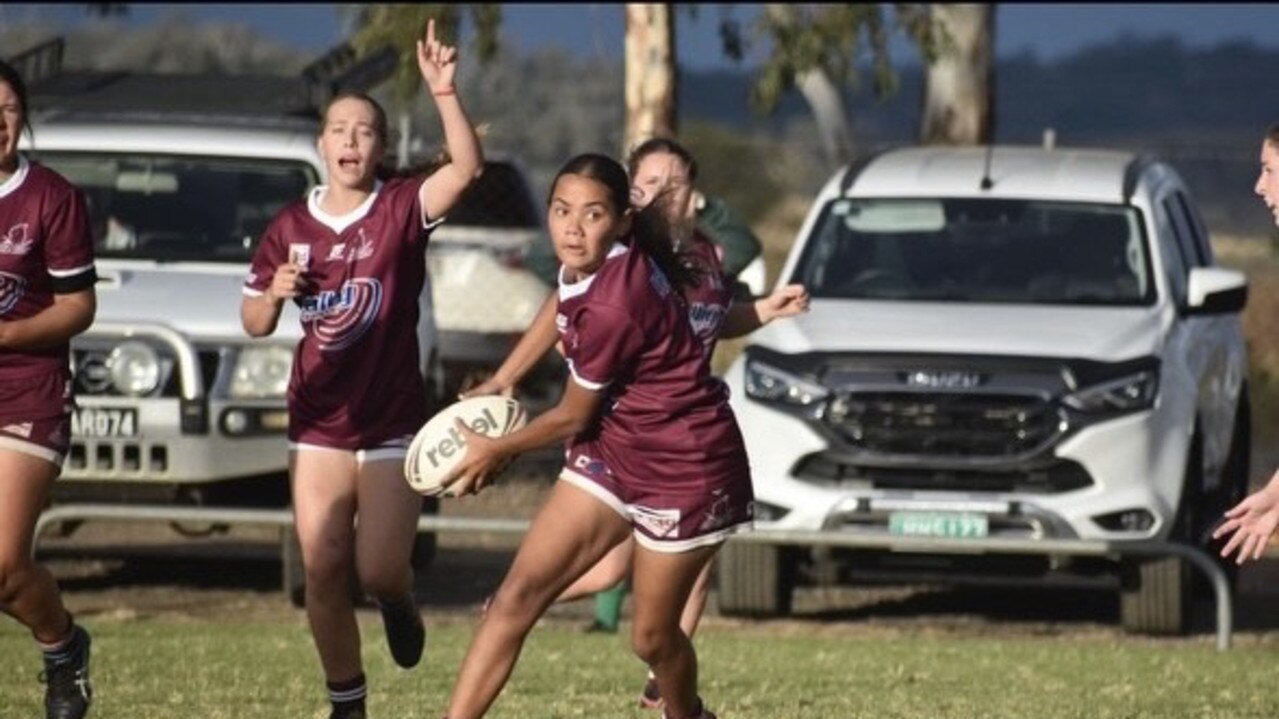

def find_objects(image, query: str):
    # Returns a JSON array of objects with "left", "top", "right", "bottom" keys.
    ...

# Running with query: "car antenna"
[{"left": 979, "top": 144, "right": 994, "bottom": 191}]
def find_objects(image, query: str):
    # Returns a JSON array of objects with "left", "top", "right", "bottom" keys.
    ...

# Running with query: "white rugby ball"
[{"left": 404, "top": 395, "right": 528, "bottom": 496}]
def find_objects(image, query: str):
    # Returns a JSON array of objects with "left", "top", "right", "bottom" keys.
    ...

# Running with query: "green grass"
[{"left": 5, "top": 615, "right": 1279, "bottom": 718}]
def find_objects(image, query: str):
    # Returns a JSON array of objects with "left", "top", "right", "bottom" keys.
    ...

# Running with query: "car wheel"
[{"left": 716, "top": 540, "right": 795, "bottom": 617}]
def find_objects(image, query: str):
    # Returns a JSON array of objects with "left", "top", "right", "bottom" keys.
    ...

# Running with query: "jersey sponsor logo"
[
  {"left": 688, "top": 302, "right": 727, "bottom": 342},
  {"left": 326, "top": 229, "right": 376, "bottom": 263},
  {"left": 555, "top": 312, "right": 568, "bottom": 331},
  {"left": 2, "top": 421, "right": 34, "bottom": 439},
  {"left": 571, "top": 451, "right": 609, "bottom": 478},
  {"left": 0, "top": 271, "right": 27, "bottom": 315},
  {"left": 299, "top": 277, "right": 383, "bottom": 351},
  {"left": 0, "top": 223, "right": 33, "bottom": 256},
  {"left": 630, "top": 504, "right": 682, "bottom": 538}
]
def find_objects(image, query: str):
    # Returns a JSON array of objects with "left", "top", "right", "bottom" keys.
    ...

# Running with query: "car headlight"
[
  {"left": 230, "top": 345, "right": 293, "bottom": 399},
  {"left": 1062, "top": 370, "right": 1158, "bottom": 414},
  {"left": 107, "top": 341, "right": 161, "bottom": 396},
  {"left": 744, "top": 359, "right": 829, "bottom": 414}
]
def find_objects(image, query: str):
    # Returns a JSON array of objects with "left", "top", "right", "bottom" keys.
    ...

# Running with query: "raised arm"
[
  {"left": 416, "top": 18, "right": 484, "bottom": 223},
  {"left": 719, "top": 283, "right": 810, "bottom": 339}
]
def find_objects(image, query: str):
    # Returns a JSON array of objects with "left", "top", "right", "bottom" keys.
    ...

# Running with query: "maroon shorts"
[
  {"left": 0, "top": 414, "right": 71, "bottom": 467},
  {"left": 560, "top": 439, "right": 754, "bottom": 553}
]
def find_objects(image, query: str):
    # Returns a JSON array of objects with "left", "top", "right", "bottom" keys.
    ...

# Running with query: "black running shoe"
[
  {"left": 41, "top": 627, "right": 92, "bottom": 719},
  {"left": 329, "top": 702, "right": 367, "bottom": 719},
  {"left": 638, "top": 676, "right": 663, "bottom": 709},
  {"left": 380, "top": 597, "right": 425, "bottom": 669}
]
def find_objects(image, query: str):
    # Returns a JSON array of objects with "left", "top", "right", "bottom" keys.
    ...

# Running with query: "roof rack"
[{"left": 8, "top": 36, "right": 398, "bottom": 123}]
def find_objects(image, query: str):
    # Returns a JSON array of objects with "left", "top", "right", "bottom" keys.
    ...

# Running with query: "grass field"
[{"left": 5, "top": 614, "right": 1279, "bottom": 718}]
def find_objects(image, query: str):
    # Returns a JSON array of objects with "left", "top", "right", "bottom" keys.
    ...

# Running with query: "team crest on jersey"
[
  {"left": 0, "top": 270, "right": 27, "bottom": 315},
  {"left": 0, "top": 223, "right": 34, "bottom": 256},
  {"left": 698, "top": 490, "right": 733, "bottom": 532},
  {"left": 555, "top": 313, "right": 568, "bottom": 331},
  {"left": 299, "top": 277, "right": 383, "bottom": 351}
]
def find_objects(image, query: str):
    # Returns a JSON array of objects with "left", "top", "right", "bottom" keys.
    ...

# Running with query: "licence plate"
[
  {"left": 889, "top": 511, "right": 988, "bottom": 539},
  {"left": 71, "top": 407, "right": 138, "bottom": 438}
]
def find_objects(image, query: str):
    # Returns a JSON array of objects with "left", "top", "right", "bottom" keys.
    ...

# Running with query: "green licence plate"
[{"left": 889, "top": 512, "right": 989, "bottom": 539}]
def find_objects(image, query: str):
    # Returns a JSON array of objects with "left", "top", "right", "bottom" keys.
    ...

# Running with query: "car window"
[
  {"left": 35, "top": 151, "right": 318, "bottom": 263},
  {"left": 1171, "top": 191, "right": 1214, "bottom": 266},
  {"left": 1153, "top": 201, "right": 1189, "bottom": 305},
  {"left": 1161, "top": 195, "right": 1207, "bottom": 269},
  {"left": 790, "top": 198, "right": 1155, "bottom": 306},
  {"left": 444, "top": 162, "right": 540, "bottom": 229}
]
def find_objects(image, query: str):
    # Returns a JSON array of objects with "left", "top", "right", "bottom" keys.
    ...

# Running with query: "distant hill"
[{"left": 681, "top": 35, "right": 1279, "bottom": 235}]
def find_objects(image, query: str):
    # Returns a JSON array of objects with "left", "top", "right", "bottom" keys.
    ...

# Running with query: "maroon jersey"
[
  {"left": 0, "top": 157, "right": 96, "bottom": 423},
  {"left": 681, "top": 231, "right": 732, "bottom": 359},
  {"left": 556, "top": 242, "right": 749, "bottom": 495},
  {"left": 244, "top": 177, "right": 435, "bottom": 448}
]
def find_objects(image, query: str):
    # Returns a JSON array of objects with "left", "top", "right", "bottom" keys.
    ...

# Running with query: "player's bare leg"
[
  {"left": 355, "top": 456, "right": 425, "bottom": 668},
  {"left": 445, "top": 481, "right": 631, "bottom": 719},
  {"left": 631, "top": 543, "right": 720, "bottom": 719},
  {"left": 290, "top": 450, "right": 362, "bottom": 684}
]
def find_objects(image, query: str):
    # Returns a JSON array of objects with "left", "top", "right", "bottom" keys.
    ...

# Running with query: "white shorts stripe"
[
  {"left": 632, "top": 518, "right": 753, "bottom": 554},
  {"left": 0, "top": 435, "right": 63, "bottom": 467},
  {"left": 290, "top": 438, "right": 410, "bottom": 466},
  {"left": 559, "top": 469, "right": 629, "bottom": 518}
]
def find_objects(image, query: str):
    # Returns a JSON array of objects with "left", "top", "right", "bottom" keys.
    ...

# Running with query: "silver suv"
[{"left": 721, "top": 145, "right": 1250, "bottom": 634}]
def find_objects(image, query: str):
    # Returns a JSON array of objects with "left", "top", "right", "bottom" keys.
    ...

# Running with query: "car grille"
[
  {"left": 792, "top": 454, "right": 1093, "bottom": 494},
  {"left": 825, "top": 391, "right": 1063, "bottom": 460}
]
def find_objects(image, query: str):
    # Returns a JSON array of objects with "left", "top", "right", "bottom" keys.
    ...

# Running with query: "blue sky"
[{"left": 4, "top": 3, "right": 1279, "bottom": 70}]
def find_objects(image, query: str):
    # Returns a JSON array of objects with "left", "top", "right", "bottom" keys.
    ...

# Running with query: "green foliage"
[
  {"left": 722, "top": 4, "right": 946, "bottom": 116},
  {"left": 346, "top": 4, "right": 501, "bottom": 106},
  {"left": 4, "top": 616, "right": 1279, "bottom": 717}
]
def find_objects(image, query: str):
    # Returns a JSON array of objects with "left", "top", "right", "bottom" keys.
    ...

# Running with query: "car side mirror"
[{"left": 1184, "top": 266, "right": 1247, "bottom": 315}]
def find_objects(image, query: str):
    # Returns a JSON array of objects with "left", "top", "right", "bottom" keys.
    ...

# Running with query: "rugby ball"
[{"left": 404, "top": 395, "right": 528, "bottom": 496}]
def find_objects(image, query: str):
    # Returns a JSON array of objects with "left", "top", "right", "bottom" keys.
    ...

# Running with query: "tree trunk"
[
  {"left": 623, "top": 3, "right": 677, "bottom": 155},
  {"left": 920, "top": 3, "right": 995, "bottom": 145},
  {"left": 763, "top": 4, "right": 853, "bottom": 169}
]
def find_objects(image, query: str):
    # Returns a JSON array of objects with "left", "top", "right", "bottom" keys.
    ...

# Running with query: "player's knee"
[
  {"left": 357, "top": 564, "right": 407, "bottom": 599},
  {"left": 630, "top": 621, "right": 679, "bottom": 666},
  {"left": 0, "top": 553, "right": 32, "bottom": 604},
  {"left": 488, "top": 575, "right": 551, "bottom": 625},
  {"left": 302, "top": 546, "right": 353, "bottom": 590}
]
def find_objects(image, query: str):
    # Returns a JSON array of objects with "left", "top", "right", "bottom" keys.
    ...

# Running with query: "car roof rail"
[
  {"left": 1122, "top": 153, "right": 1160, "bottom": 204},
  {"left": 6, "top": 36, "right": 65, "bottom": 87}
]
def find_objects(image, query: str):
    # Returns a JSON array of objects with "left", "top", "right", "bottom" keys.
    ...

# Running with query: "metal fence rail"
[{"left": 33, "top": 505, "right": 1232, "bottom": 651}]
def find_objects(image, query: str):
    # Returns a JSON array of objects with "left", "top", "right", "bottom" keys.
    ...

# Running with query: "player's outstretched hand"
[
  {"left": 759, "top": 283, "right": 811, "bottom": 323},
  {"left": 416, "top": 18, "right": 458, "bottom": 94},
  {"left": 1214, "top": 482, "right": 1279, "bottom": 564}
]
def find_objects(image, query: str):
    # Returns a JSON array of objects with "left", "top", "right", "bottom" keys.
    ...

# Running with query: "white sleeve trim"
[
  {"left": 566, "top": 359, "right": 609, "bottom": 391},
  {"left": 47, "top": 263, "right": 95, "bottom": 278},
  {"left": 242, "top": 286, "right": 265, "bottom": 298}
]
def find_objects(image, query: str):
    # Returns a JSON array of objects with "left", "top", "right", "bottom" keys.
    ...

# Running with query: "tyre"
[{"left": 716, "top": 540, "right": 794, "bottom": 617}]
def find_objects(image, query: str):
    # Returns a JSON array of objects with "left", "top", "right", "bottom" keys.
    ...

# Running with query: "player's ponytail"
[{"left": 550, "top": 153, "right": 699, "bottom": 289}]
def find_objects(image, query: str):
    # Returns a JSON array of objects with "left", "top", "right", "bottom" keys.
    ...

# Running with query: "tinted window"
[
  {"left": 444, "top": 162, "right": 540, "bottom": 229},
  {"left": 35, "top": 152, "right": 318, "bottom": 263},
  {"left": 790, "top": 198, "right": 1154, "bottom": 306}
]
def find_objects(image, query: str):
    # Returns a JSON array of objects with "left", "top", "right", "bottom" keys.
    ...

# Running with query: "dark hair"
[
  {"left": 550, "top": 153, "right": 699, "bottom": 289},
  {"left": 0, "top": 59, "right": 32, "bottom": 144},
  {"left": 320, "top": 91, "right": 389, "bottom": 147},
  {"left": 1267, "top": 123, "right": 1279, "bottom": 147},
  {"left": 626, "top": 136, "right": 698, "bottom": 183}
]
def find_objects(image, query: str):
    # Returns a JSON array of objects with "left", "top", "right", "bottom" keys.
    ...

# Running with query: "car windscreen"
[
  {"left": 34, "top": 152, "right": 318, "bottom": 263},
  {"left": 790, "top": 198, "right": 1155, "bottom": 306}
]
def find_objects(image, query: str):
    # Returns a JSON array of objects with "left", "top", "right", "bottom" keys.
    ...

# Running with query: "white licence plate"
[{"left": 71, "top": 407, "right": 138, "bottom": 438}]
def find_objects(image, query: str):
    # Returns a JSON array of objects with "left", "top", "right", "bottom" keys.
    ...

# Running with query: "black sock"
[{"left": 327, "top": 673, "right": 367, "bottom": 708}]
